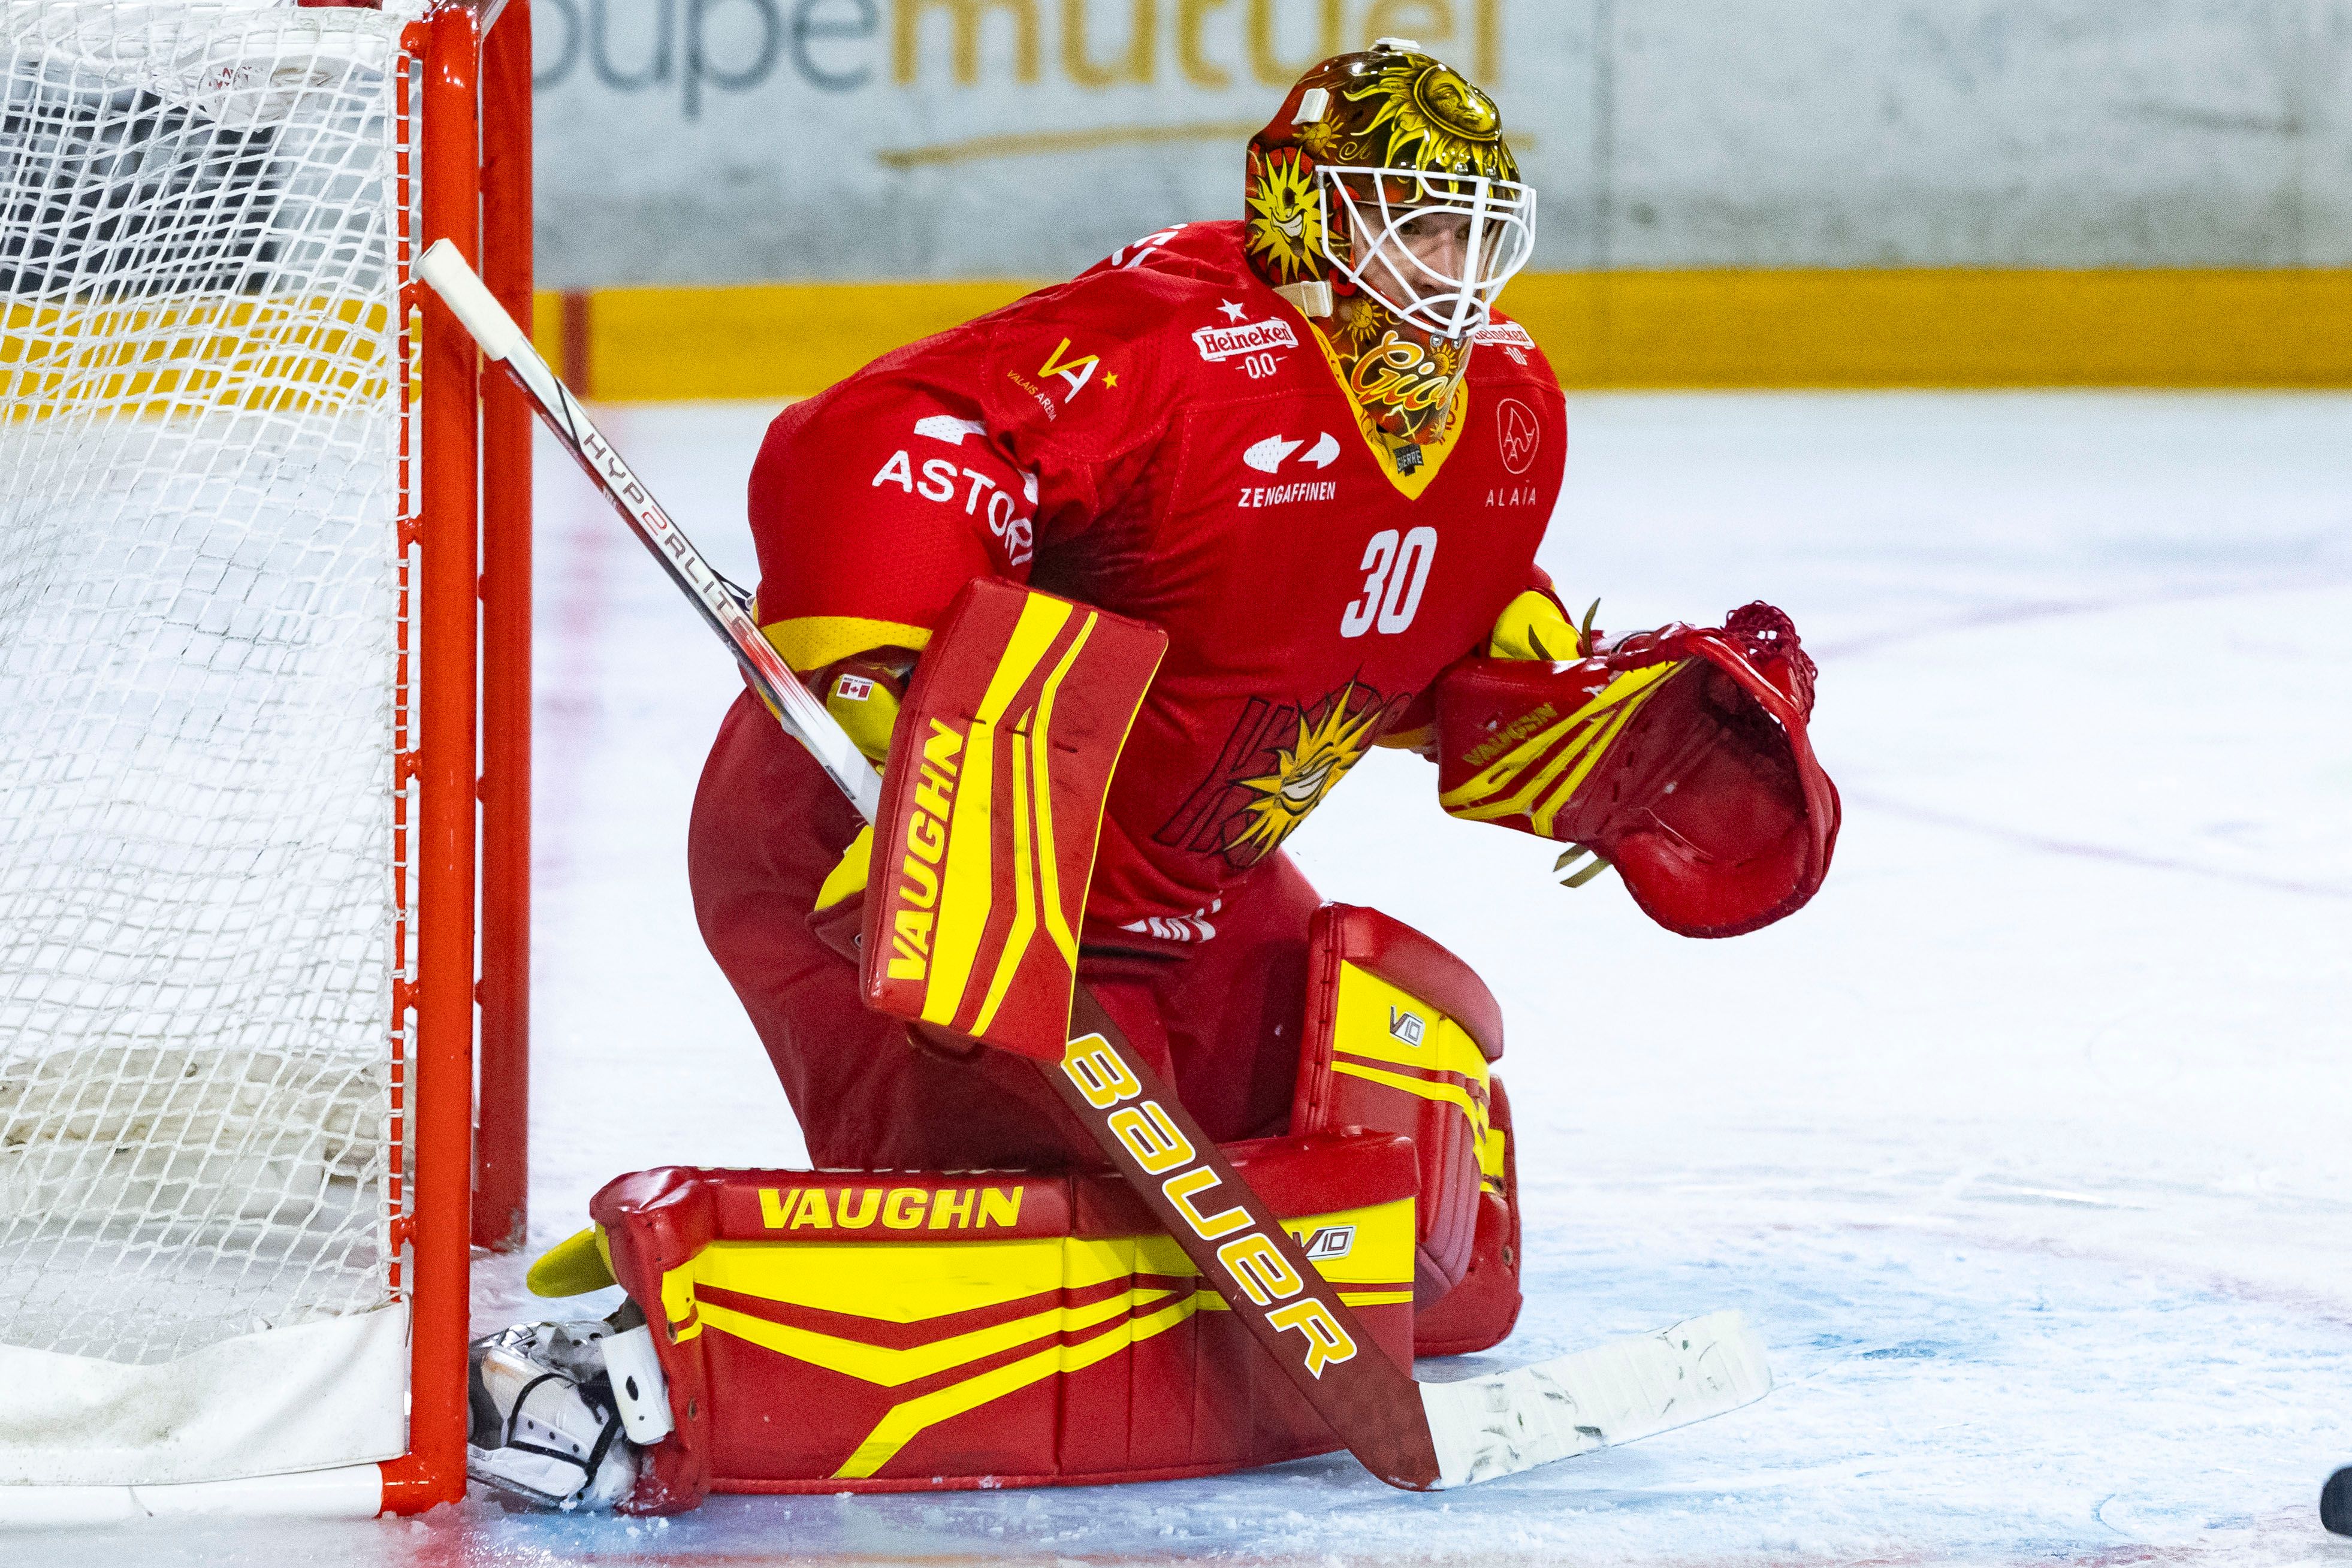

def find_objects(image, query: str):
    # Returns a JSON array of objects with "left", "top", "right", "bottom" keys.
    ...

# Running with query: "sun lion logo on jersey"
[
  {"left": 1157, "top": 681, "right": 1414, "bottom": 868},
  {"left": 1228, "top": 687, "right": 1385, "bottom": 860}
]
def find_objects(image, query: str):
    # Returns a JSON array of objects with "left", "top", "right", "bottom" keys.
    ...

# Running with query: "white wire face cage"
[{"left": 1316, "top": 164, "right": 1538, "bottom": 339}]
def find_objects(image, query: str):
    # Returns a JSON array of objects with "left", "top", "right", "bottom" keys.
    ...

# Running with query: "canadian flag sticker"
[{"left": 1498, "top": 397, "right": 1540, "bottom": 476}]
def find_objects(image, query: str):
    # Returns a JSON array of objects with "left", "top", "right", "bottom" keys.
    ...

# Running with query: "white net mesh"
[{"left": 0, "top": 4, "right": 410, "bottom": 1366}]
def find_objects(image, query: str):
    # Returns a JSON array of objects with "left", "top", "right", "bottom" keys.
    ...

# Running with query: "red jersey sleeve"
[{"left": 746, "top": 270, "right": 1180, "bottom": 674}]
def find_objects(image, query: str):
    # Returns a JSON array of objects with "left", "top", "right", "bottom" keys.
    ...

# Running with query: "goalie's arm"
[{"left": 1376, "top": 574, "right": 1590, "bottom": 756}]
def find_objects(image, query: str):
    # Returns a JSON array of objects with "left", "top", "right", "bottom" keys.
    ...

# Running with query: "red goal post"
[
  {"left": 0, "top": 0, "right": 531, "bottom": 1518},
  {"left": 394, "top": 0, "right": 535, "bottom": 1515}
]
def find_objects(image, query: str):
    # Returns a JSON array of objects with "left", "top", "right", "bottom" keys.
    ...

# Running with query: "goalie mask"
[{"left": 1245, "top": 40, "right": 1535, "bottom": 446}]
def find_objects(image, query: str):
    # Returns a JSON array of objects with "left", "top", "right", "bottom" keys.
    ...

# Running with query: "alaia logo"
[{"left": 1497, "top": 397, "right": 1540, "bottom": 476}]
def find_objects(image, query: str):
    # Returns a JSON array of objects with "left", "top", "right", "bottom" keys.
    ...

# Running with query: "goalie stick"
[{"left": 417, "top": 240, "right": 1773, "bottom": 1490}]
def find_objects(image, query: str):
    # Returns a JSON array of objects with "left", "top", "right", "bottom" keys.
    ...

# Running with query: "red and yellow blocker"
[{"left": 861, "top": 579, "right": 1166, "bottom": 1058}]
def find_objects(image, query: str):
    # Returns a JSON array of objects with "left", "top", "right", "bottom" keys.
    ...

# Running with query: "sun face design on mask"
[
  {"left": 1245, "top": 147, "right": 1324, "bottom": 283},
  {"left": 1242, "top": 42, "right": 1533, "bottom": 334},
  {"left": 1227, "top": 682, "right": 1386, "bottom": 861},
  {"left": 1334, "top": 299, "right": 1388, "bottom": 351},
  {"left": 1341, "top": 58, "right": 1516, "bottom": 182}
]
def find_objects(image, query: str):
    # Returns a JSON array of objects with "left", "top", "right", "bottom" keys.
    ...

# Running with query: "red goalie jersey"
[{"left": 745, "top": 219, "right": 1566, "bottom": 939}]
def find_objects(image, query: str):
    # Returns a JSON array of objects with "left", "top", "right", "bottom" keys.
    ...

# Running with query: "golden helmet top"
[{"left": 1244, "top": 39, "right": 1524, "bottom": 296}]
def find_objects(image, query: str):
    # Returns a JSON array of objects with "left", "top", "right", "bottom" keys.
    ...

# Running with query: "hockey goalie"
[{"left": 467, "top": 39, "right": 1838, "bottom": 1510}]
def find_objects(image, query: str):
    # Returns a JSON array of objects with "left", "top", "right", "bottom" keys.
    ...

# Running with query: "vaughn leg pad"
[
  {"left": 1289, "top": 904, "right": 1523, "bottom": 1349},
  {"left": 587, "top": 1132, "right": 1417, "bottom": 1510}
]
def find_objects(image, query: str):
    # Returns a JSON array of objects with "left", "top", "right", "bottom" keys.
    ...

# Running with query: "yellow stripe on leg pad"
[
  {"left": 1329, "top": 963, "right": 1493, "bottom": 1084},
  {"left": 668, "top": 1197, "right": 1417, "bottom": 1476}
]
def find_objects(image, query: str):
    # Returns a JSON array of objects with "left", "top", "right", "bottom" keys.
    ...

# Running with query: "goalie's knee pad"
[
  {"left": 1287, "top": 904, "right": 1522, "bottom": 1353},
  {"left": 466, "top": 1321, "right": 640, "bottom": 1510},
  {"left": 549, "top": 1134, "right": 1417, "bottom": 1510}
]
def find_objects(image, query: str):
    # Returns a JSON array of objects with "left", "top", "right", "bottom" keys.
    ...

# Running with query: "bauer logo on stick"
[{"left": 1062, "top": 1030, "right": 1362, "bottom": 1379}]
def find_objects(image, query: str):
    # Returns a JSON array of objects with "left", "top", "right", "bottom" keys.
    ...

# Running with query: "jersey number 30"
[{"left": 1339, "top": 527, "right": 1437, "bottom": 639}]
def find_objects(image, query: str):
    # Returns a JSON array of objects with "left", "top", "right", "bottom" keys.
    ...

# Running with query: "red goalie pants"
[{"left": 689, "top": 690, "right": 1315, "bottom": 1170}]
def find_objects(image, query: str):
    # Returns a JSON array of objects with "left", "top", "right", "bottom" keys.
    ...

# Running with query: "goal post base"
[{"left": 0, "top": 1465, "right": 387, "bottom": 1527}]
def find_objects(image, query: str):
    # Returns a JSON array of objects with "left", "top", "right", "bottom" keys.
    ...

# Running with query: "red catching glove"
[{"left": 1433, "top": 602, "right": 1840, "bottom": 938}]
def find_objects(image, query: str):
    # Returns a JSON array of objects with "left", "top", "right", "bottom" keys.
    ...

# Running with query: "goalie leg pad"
[
  {"left": 1408, "top": 1074, "right": 1523, "bottom": 1356},
  {"left": 578, "top": 1134, "right": 1418, "bottom": 1512},
  {"left": 1287, "top": 904, "right": 1512, "bottom": 1328}
]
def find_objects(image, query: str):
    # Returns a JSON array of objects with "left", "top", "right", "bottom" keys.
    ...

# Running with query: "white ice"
[{"left": 26, "top": 392, "right": 2352, "bottom": 1566}]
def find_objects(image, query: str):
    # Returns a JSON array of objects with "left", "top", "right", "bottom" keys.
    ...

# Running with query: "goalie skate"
[{"left": 466, "top": 1323, "right": 638, "bottom": 1510}]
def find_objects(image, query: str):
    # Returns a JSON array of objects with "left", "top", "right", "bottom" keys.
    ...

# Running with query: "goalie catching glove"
[{"left": 1435, "top": 602, "right": 1840, "bottom": 937}]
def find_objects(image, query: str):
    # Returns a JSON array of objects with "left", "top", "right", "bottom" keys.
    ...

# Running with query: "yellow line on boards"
[
  {"left": 1511, "top": 270, "right": 2352, "bottom": 390},
  {"left": 875, "top": 120, "right": 1267, "bottom": 170},
  {"left": 558, "top": 279, "right": 1041, "bottom": 401},
  {"left": 873, "top": 122, "right": 1539, "bottom": 171},
  {"left": 529, "top": 270, "right": 2352, "bottom": 403}
]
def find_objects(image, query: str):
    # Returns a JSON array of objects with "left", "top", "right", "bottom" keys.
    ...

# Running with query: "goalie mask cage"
[{"left": 0, "top": 0, "right": 530, "bottom": 1519}]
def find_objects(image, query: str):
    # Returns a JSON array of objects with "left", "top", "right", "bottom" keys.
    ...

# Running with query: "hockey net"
[{"left": 0, "top": 0, "right": 525, "bottom": 1509}]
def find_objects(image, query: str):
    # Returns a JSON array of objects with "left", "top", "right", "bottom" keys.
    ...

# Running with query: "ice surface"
[{"left": 18, "top": 392, "right": 2350, "bottom": 1565}]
